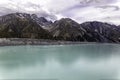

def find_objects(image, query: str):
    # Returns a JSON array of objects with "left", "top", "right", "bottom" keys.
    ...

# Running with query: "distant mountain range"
[{"left": 0, "top": 13, "right": 120, "bottom": 43}]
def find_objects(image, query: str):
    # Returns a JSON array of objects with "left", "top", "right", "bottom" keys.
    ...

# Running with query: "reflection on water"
[{"left": 0, "top": 44, "right": 120, "bottom": 80}]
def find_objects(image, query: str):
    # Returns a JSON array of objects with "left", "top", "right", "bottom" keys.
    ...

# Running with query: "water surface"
[{"left": 0, "top": 44, "right": 120, "bottom": 80}]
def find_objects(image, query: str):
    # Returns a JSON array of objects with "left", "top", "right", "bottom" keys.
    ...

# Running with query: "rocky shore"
[{"left": 0, "top": 38, "right": 97, "bottom": 46}]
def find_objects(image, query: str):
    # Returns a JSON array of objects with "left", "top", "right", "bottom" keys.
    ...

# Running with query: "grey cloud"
[
  {"left": 102, "top": 16, "right": 120, "bottom": 20},
  {"left": 0, "top": 1, "right": 57, "bottom": 21},
  {"left": 64, "top": 4, "right": 88, "bottom": 12},
  {"left": 35, "top": 11, "right": 57, "bottom": 20},
  {"left": 23, "top": 2, "right": 57, "bottom": 20},
  {"left": 96, "top": 5, "right": 120, "bottom": 11},
  {"left": 77, "top": 0, "right": 117, "bottom": 6},
  {"left": 24, "top": 2, "right": 41, "bottom": 9},
  {"left": 62, "top": 0, "right": 118, "bottom": 14},
  {"left": 0, "top": 0, "right": 120, "bottom": 24},
  {"left": 0, "top": 7, "right": 18, "bottom": 16}
]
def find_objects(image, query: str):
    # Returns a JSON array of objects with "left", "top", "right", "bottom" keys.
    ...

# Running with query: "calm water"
[{"left": 0, "top": 44, "right": 120, "bottom": 80}]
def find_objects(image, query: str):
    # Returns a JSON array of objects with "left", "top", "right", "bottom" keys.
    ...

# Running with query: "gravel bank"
[{"left": 0, "top": 38, "right": 96, "bottom": 46}]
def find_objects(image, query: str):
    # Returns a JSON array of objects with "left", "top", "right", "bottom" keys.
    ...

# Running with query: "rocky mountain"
[
  {"left": 31, "top": 14, "right": 52, "bottom": 27},
  {"left": 0, "top": 13, "right": 120, "bottom": 43},
  {"left": 80, "top": 21, "right": 120, "bottom": 42},
  {"left": 50, "top": 18, "right": 86, "bottom": 41},
  {"left": 50, "top": 19, "right": 120, "bottom": 42},
  {"left": 0, "top": 13, "right": 52, "bottom": 39}
]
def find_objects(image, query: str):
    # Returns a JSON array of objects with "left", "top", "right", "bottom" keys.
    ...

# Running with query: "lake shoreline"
[{"left": 0, "top": 38, "right": 119, "bottom": 46}]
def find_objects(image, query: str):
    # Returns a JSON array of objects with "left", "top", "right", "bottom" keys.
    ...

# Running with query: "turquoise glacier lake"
[{"left": 0, "top": 44, "right": 120, "bottom": 80}]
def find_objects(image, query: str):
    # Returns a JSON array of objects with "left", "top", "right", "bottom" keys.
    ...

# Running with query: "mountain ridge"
[{"left": 0, "top": 12, "right": 120, "bottom": 43}]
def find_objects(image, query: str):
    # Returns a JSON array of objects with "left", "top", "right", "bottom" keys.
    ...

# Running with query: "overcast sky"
[{"left": 0, "top": 0, "right": 120, "bottom": 24}]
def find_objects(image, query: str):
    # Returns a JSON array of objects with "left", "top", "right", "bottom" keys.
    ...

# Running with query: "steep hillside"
[{"left": 0, "top": 13, "right": 52, "bottom": 39}]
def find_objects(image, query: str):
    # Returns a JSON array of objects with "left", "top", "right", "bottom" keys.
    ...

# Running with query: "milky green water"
[{"left": 0, "top": 44, "right": 120, "bottom": 80}]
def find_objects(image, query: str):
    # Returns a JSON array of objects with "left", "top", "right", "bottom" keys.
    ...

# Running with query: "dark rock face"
[
  {"left": 50, "top": 19, "right": 120, "bottom": 42},
  {"left": 50, "top": 18, "right": 86, "bottom": 41},
  {"left": 0, "top": 13, "right": 52, "bottom": 39},
  {"left": 80, "top": 21, "right": 120, "bottom": 42},
  {"left": 0, "top": 13, "right": 120, "bottom": 43}
]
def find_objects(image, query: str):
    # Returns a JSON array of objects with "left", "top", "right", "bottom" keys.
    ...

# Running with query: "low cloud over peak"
[{"left": 0, "top": 0, "right": 120, "bottom": 24}]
